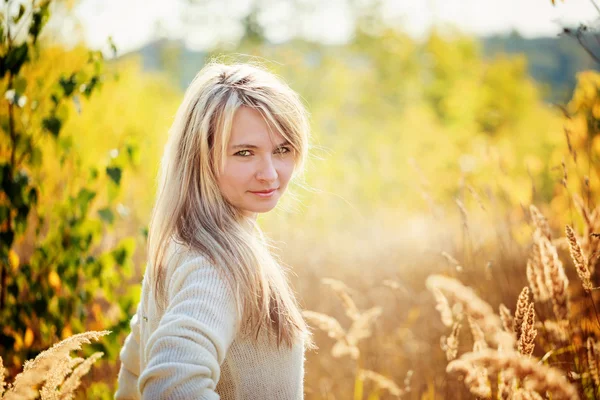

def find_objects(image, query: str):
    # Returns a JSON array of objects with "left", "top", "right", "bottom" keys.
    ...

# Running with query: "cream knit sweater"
[{"left": 114, "top": 247, "right": 306, "bottom": 399}]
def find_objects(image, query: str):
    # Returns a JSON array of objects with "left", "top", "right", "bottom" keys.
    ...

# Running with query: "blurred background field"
[{"left": 2, "top": 0, "right": 600, "bottom": 398}]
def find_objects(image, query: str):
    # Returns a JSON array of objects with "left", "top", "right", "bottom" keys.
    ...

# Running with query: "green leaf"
[
  {"left": 13, "top": 76, "right": 27, "bottom": 94},
  {"left": 0, "top": 115, "right": 8, "bottom": 134},
  {"left": 108, "top": 36, "right": 117, "bottom": 57},
  {"left": 29, "top": 146, "right": 42, "bottom": 167},
  {"left": 5, "top": 43, "right": 29, "bottom": 75},
  {"left": 106, "top": 167, "right": 121, "bottom": 185},
  {"left": 98, "top": 208, "right": 114, "bottom": 224},
  {"left": 0, "top": 163, "right": 9, "bottom": 188},
  {"left": 15, "top": 204, "right": 30, "bottom": 234},
  {"left": 0, "top": 206, "right": 8, "bottom": 224},
  {"left": 126, "top": 142, "right": 141, "bottom": 166},
  {"left": 0, "top": 229, "right": 14, "bottom": 249},
  {"left": 83, "top": 76, "right": 101, "bottom": 98},
  {"left": 42, "top": 116, "right": 61, "bottom": 137},
  {"left": 59, "top": 74, "right": 77, "bottom": 97},
  {"left": 29, "top": 1, "right": 50, "bottom": 44},
  {"left": 89, "top": 167, "right": 98, "bottom": 180},
  {"left": 27, "top": 187, "right": 38, "bottom": 205},
  {"left": 76, "top": 188, "right": 96, "bottom": 212},
  {"left": 112, "top": 247, "right": 127, "bottom": 266},
  {"left": 6, "top": 170, "right": 29, "bottom": 208}
]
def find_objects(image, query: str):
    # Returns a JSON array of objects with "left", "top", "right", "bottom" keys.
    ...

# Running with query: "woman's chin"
[{"left": 244, "top": 200, "right": 279, "bottom": 214}]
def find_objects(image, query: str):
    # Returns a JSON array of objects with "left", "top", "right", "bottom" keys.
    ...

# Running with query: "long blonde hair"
[{"left": 147, "top": 61, "right": 311, "bottom": 347}]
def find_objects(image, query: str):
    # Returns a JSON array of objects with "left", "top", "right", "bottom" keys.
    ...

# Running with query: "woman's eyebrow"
[{"left": 230, "top": 140, "right": 290, "bottom": 150}]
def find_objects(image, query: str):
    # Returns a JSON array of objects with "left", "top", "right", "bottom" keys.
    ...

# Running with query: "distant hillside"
[
  {"left": 118, "top": 38, "right": 208, "bottom": 90},
  {"left": 482, "top": 31, "right": 598, "bottom": 104},
  {"left": 122, "top": 33, "right": 598, "bottom": 104}
]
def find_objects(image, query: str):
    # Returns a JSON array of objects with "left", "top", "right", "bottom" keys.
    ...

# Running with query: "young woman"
[{"left": 115, "top": 62, "right": 312, "bottom": 399}]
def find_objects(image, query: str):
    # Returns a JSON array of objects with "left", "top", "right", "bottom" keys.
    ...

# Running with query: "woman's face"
[{"left": 217, "top": 106, "right": 295, "bottom": 217}]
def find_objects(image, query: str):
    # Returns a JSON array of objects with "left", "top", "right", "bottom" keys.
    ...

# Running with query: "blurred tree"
[{"left": 0, "top": 0, "right": 136, "bottom": 379}]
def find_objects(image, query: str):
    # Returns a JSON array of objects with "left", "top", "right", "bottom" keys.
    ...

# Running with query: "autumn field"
[{"left": 2, "top": 0, "right": 600, "bottom": 399}]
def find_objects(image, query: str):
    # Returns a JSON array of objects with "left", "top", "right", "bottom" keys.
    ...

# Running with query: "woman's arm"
[
  {"left": 115, "top": 304, "right": 142, "bottom": 400},
  {"left": 138, "top": 256, "right": 240, "bottom": 400}
]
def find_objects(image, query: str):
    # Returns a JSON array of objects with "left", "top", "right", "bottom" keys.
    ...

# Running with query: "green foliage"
[{"left": 0, "top": 0, "right": 136, "bottom": 378}]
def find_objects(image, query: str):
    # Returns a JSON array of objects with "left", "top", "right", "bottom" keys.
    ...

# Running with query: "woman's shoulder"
[
  {"left": 158, "top": 239, "right": 213, "bottom": 271},
  {"left": 162, "top": 241, "right": 235, "bottom": 297}
]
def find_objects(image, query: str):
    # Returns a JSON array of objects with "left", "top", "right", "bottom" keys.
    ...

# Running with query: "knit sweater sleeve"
[
  {"left": 138, "top": 256, "right": 240, "bottom": 400},
  {"left": 115, "top": 304, "right": 142, "bottom": 400}
]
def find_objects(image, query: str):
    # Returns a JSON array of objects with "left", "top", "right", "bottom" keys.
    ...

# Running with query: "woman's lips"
[{"left": 249, "top": 189, "right": 277, "bottom": 197}]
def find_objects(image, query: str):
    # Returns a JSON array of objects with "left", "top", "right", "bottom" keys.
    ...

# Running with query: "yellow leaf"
[
  {"left": 92, "top": 303, "right": 102, "bottom": 317},
  {"left": 24, "top": 327, "right": 34, "bottom": 347},
  {"left": 8, "top": 250, "right": 19, "bottom": 271},
  {"left": 61, "top": 324, "right": 72, "bottom": 340},
  {"left": 12, "top": 332, "right": 23, "bottom": 351},
  {"left": 48, "top": 270, "right": 61, "bottom": 291},
  {"left": 593, "top": 102, "right": 600, "bottom": 119}
]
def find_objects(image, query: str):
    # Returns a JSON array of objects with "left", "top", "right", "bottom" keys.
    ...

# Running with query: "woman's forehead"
[{"left": 228, "top": 106, "right": 285, "bottom": 148}]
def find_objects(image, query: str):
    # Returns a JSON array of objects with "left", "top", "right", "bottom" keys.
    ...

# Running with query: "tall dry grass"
[
  {"left": 0, "top": 331, "right": 109, "bottom": 400},
  {"left": 292, "top": 173, "right": 600, "bottom": 398},
  {"left": 424, "top": 202, "right": 600, "bottom": 399}
]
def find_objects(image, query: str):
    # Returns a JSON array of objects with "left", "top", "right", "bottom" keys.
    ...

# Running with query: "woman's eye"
[
  {"left": 235, "top": 150, "right": 252, "bottom": 157},
  {"left": 275, "top": 146, "right": 291, "bottom": 155}
]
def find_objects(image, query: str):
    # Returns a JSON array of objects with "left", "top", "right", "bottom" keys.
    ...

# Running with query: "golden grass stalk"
[
  {"left": 450, "top": 349, "right": 579, "bottom": 400},
  {"left": 526, "top": 259, "right": 545, "bottom": 303},
  {"left": 0, "top": 358, "right": 6, "bottom": 398},
  {"left": 530, "top": 205, "right": 552, "bottom": 240},
  {"left": 512, "top": 389, "right": 545, "bottom": 400},
  {"left": 445, "top": 359, "right": 491, "bottom": 398},
  {"left": 331, "top": 339, "right": 359, "bottom": 360},
  {"left": 573, "top": 195, "right": 592, "bottom": 227},
  {"left": 302, "top": 310, "right": 358, "bottom": 359},
  {"left": 426, "top": 275, "right": 513, "bottom": 349},
  {"left": 346, "top": 307, "right": 382, "bottom": 347},
  {"left": 573, "top": 194, "right": 600, "bottom": 275},
  {"left": 39, "top": 356, "right": 84, "bottom": 400},
  {"left": 499, "top": 304, "right": 513, "bottom": 333},
  {"left": 565, "top": 225, "right": 592, "bottom": 292},
  {"left": 303, "top": 287, "right": 381, "bottom": 361},
  {"left": 538, "top": 236, "right": 570, "bottom": 321},
  {"left": 530, "top": 241, "right": 551, "bottom": 302},
  {"left": 321, "top": 278, "right": 361, "bottom": 321},
  {"left": 587, "top": 337, "right": 600, "bottom": 388},
  {"left": 441, "top": 251, "right": 460, "bottom": 267},
  {"left": 468, "top": 317, "right": 487, "bottom": 352},
  {"left": 431, "top": 288, "right": 454, "bottom": 327},
  {"left": 466, "top": 184, "right": 486, "bottom": 211},
  {"left": 497, "top": 369, "right": 515, "bottom": 400},
  {"left": 514, "top": 287, "right": 530, "bottom": 342},
  {"left": 58, "top": 352, "right": 104, "bottom": 400},
  {"left": 402, "top": 370, "right": 413, "bottom": 395},
  {"left": 2, "top": 331, "right": 110, "bottom": 400},
  {"left": 444, "top": 321, "right": 461, "bottom": 361},
  {"left": 517, "top": 303, "right": 537, "bottom": 357},
  {"left": 302, "top": 311, "right": 346, "bottom": 341},
  {"left": 358, "top": 369, "right": 404, "bottom": 398},
  {"left": 455, "top": 198, "right": 469, "bottom": 230}
]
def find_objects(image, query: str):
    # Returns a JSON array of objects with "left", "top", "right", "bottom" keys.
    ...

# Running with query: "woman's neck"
[{"left": 239, "top": 213, "right": 259, "bottom": 234}]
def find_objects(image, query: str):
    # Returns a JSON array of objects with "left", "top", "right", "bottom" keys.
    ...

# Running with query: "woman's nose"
[{"left": 256, "top": 156, "right": 278, "bottom": 182}]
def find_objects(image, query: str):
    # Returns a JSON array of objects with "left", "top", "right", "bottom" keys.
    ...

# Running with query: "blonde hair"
[{"left": 147, "top": 61, "right": 311, "bottom": 348}]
